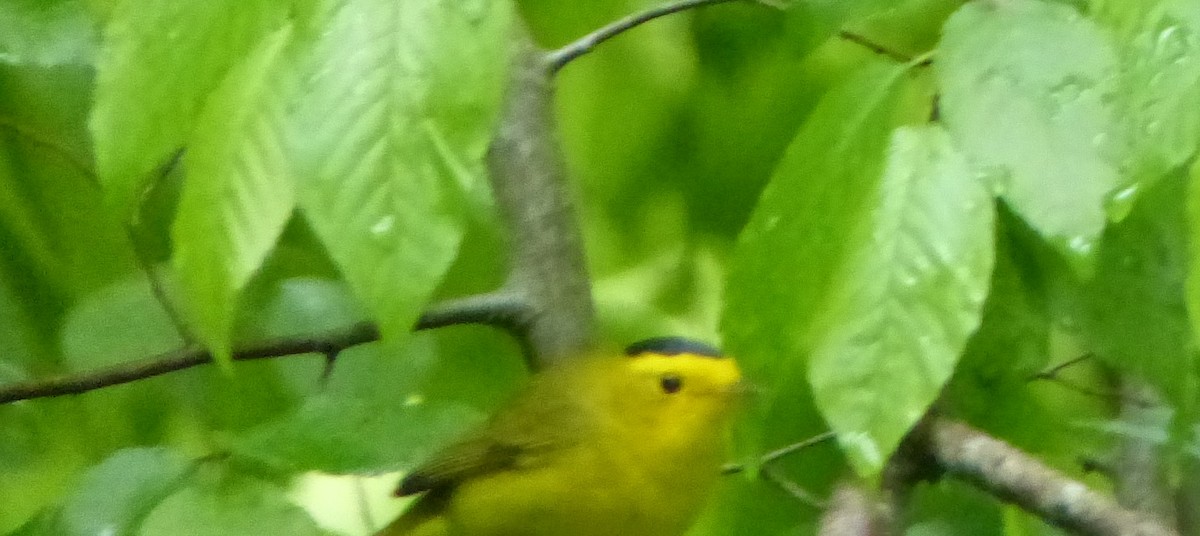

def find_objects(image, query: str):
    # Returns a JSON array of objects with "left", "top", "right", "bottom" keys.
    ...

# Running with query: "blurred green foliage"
[{"left": 2, "top": 0, "right": 1200, "bottom": 534}]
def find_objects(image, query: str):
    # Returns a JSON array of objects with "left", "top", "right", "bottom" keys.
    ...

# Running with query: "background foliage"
[{"left": 1, "top": 0, "right": 1199, "bottom": 534}]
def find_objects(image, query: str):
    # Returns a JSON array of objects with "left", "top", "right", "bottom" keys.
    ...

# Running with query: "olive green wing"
[
  {"left": 375, "top": 489, "right": 451, "bottom": 536},
  {"left": 394, "top": 376, "right": 588, "bottom": 497}
]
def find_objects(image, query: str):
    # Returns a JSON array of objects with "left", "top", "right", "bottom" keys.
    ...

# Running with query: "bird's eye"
[{"left": 660, "top": 375, "right": 683, "bottom": 394}]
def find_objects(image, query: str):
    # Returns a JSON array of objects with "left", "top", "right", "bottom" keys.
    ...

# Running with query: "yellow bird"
[{"left": 376, "top": 337, "right": 743, "bottom": 536}]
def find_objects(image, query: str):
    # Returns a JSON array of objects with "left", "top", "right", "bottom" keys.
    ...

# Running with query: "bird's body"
[{"left": 377, "top": 338, "right": 741, "bottom": 536}]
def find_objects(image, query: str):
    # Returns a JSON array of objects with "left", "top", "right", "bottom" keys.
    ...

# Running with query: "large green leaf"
[
  {"left": 1076, "top": 170, "right": 1194, "bottom": 422},
  {"left": 809, "top": 126, "right": 994, "bottom": 475},
  {"left": 172, "top": 26, "right": 297, "bottom": 366},
  {"left": 60, "top": 448, "right": 192, "bottom": 536},
  {"left": 61, "top": 275, "right": 182, "bottom": 370},
  {"left": 0, "top": 0, "right": 95, "bottom": 66},
  {"left": 1097, "top": 0, "right": 1200, "bottom": 207},
  {"left": 1180, "top": 160, "right": 1200, "bottom": 421},
  {"left": 1, "top": 448, "right": 191, "bottom": 536},
  {"left": 59, "top": 273, "right": 314, "bottom": 437},
  {"left": 286, "top": 0, "right": 511, "bottom": 345},
  {"left": 723, "top": 60, "right": 909, "bottom": 467},
  {"left": 946, "top": 212, "right": 1098, "bottom": 456},
  {"left": 0, "top": 65, "right": 134, "bottom": 361},
  {"left": 90, "top": 0, "right": 288, "bottom": 220},
  {"left": 937, "top": 0, "right": 1121, "bottom": 269},
  {"left": 231, "top": 339, "right": 482, "bottom": 475},
  {"left": 138, "top": 469, "right": 329, "bottom": 536}
]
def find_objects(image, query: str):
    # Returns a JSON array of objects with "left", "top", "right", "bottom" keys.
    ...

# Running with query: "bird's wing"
[
  {"left": 375, "top": 489, "right": 451, "bottom": 536},
  {"left": 394, "top": 373, "right": 589, "bottom": 497}
]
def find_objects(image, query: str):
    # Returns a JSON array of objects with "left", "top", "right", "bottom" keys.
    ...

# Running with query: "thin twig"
[
  {"left": 722, "top": 430, "right": 837, "bottom": 475},
  {"left": 0, "top": 292, "right": 530, "bottom": 404},
  {"left": 1040, "top": 377, "right": 1133, "bottom": 403},
  {"left": 838, "top": 30, "right": 916, "bottom": 64},
  {"left": 1027, "top": 353, "right": 1096, "bottom": 381},
  {"left": 545, "top": 0, "right": 755, "bottom": 74},
  {"left": 320, "top": 351, "right": 340, "bottom": 384},
  {"left": 2, "top": 116, "right": 195, "bottom": 342},
  {"left": 126, "top": 229, "right": 196, "bottom": 343},
  {"left": 0, "top": 116, "right": 96, "bottom": 183},
  {"left": 1026, "top": 353, "right": 1154, "bottom": 405},
  {"left": 761, "top": 430, "right": 837, "bottom": 465},
  {"left": 1080, "top": 455, "right": 1116, "bottom": 478},
  {"left": 764, "top": 464, "right": 827, "bottom": 509}
]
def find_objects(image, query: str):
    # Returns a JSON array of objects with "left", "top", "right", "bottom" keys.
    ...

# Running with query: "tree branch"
[
  {"left": 818, "top": 484, "right": 881, "bottom": 536},
  {"left": 0, "top": 292, "right": 530, "bottom": 404},
  {"left": 927, "top": 417, "right": 1179, "bottom": 536},
  {"left": 544, "top": 0, "right": 754, "bottom": 74},
  {"left": 413, "top": 292, "right": 530, "bottom": 331},
  {"left": 1114, "top": 379, "right": 1176, "bottom": 524},
  {"left": 486, "top": 29, "right": 596, "bottom": 366}
]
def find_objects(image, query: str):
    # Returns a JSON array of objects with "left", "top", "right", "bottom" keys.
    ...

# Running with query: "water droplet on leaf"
[
  {"left": 371, "top": 215, "right": 395, "bottom": 236},
  {"left": 1104, "top": 184, "right": 1140, "bottom": 222}
]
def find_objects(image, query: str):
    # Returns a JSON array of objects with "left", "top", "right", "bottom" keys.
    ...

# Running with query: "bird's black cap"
[{"left": 624, "top": 337, "right": 724, "bottom": 358}]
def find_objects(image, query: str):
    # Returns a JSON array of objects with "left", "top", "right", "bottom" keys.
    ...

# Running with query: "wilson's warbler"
[{"left": 376, "top": 337, "right": 743, "bottom": 536}]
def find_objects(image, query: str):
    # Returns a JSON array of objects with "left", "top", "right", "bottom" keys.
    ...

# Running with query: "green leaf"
[
  {"left": 60, "top": 448, "right": 192, "bottom": 536},
  {"left": 686, "top": 476, "right": 814, "bottom": 536},
  {"left": 231, "top": 340, "right": 483, "bottom": 474},
  {"left": 90, "top": 0, "right": 288, "bottom": 220},
  {"left": 0, "top": 69, "right": 135, "bottom": 358},
  {"left": 908, "top": 480, "right": 1005, "bottom": 536},
  {"left": 937, "top": 0, "right": 1121, "bottom": 270},
  {"left": 233, "top": 391, "right": 481, "bottom": 475},
  {"left": 1077, "top": 170, "right": 1194, "bottom": 417},
  {"left": 0, "top": 0, "right": 95, "bottom": 66},
  {"left": 61, "top": 275, "right": 183, "bottom": 370},
  {"left": 138, "top": 470, "right": 329, "bottom": 536},
  {"left": 235, "top": 277, "right": 364, "bottom": 342},
  {"left": 809, "top": 126, "right": 993, "bottom": 475},
  {"left": 960, "top": 215, "right": 1051, "bottom": 383},
  {"left": 948, "top": 212, "right": 1071, "bottom": 453},
  {"left": 1100, "top": 0, "right": 1200, "bottom": 210},
  {"left": 3, "top": 448, "right": 191, "bottom": 536},
  {"left": 723, "top": 60, "right": 910, "bottom": 471},
  {"left": 172, "top": 25, "right": 297, "bottom": 366},
  {"left": 286, "top": 0, "right": 511, "bottom": 345}
]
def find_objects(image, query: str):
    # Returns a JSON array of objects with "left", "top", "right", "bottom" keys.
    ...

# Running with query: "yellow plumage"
[{"left": 376, "top": 338, "right": 742, "bottom": 536}]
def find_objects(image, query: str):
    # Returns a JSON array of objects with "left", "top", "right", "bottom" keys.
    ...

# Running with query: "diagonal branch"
[
  {"left": 0, "top": 292, "right": 530, "bottom": 404},
  {"left": 927, "top": 417, "right": 1178, "bottom": 536}
]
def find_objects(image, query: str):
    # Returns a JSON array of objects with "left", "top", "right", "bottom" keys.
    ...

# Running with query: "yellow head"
[{"left": 592, "top": 337, "right": 744, "bottom": 459}]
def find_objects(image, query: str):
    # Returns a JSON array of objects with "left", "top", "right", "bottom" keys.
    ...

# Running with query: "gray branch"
[
  {"left": 929, "top": 418, "right": 1178, "bottom": 536},
  {"left": 487, "top": 28, "right": 597, "bottom": 366}
]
